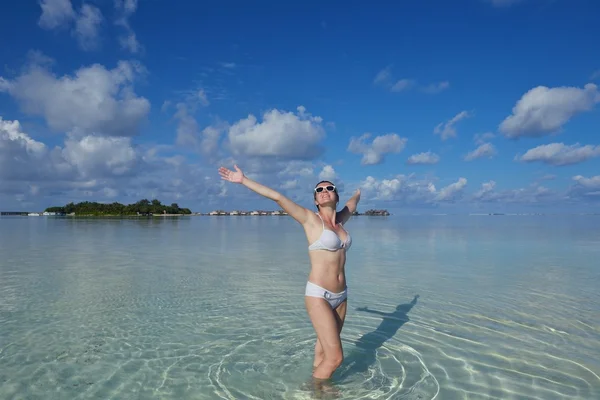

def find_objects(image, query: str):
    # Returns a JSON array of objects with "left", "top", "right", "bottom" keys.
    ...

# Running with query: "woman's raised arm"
[{"left": 218, "top": 165, "right": 312, "bottom": 225}]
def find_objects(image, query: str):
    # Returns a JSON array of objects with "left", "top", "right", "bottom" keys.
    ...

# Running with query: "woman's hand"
[{"left": 219, "top": 165, "right": 245, "bottom": 184}]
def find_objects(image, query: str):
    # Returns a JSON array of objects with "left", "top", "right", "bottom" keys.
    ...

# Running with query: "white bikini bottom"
[{"left": 305, "top": 281, "right": 347, "bottom": 309}]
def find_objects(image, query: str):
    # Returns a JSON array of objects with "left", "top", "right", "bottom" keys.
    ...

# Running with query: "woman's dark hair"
[{"left": 314, "top": 180, "right": 339, "bottom": 209}]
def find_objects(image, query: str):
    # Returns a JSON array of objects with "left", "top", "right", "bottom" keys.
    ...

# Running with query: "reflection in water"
[{"left": 338, "top": 295, "right": 419, "bottom": 380}]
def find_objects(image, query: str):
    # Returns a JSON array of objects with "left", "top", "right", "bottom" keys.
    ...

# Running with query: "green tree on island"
[{"left": 45, "top": 199, "right": 192, "bottom": 216}]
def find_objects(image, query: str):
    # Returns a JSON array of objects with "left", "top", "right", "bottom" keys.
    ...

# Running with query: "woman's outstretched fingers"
[{"left": 218, "top": 165, "right": 244, "bottom": 183}]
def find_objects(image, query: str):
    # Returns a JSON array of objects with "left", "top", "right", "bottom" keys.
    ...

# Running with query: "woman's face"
[{"left": 314, "top": 181, "right": 338, "bottom": 208}]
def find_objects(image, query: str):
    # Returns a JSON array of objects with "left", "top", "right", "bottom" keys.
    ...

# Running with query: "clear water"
[{"left": 1, "top": 215, "right": 599, "bottom": 399}]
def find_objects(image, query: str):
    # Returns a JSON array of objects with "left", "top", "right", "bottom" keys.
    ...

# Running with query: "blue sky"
[{"left": 1, "top": 0, "right": 599, "bottom": 214}]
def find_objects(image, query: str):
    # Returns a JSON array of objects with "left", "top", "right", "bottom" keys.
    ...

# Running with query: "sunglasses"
[{"left": 314, "top": 185, "right": 336, "bottom": 193}]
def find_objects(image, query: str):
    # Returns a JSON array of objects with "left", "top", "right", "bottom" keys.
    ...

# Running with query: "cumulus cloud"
[
  {"left": 360, "top": 176, "right": 403, "bottom": 200},
  {"left": 0, "top": 117, "right": 138, "bottom": 183},
  {"left": 406, "top": 151, "right": 440, "bottom": 165},
  {"left": 465, "top": 143, "right": 497, "bottom": 161},
  {"left": 114, "top": 0, "right": 142, "bottom": 54},
  {"left": 516, "top": 143, "right": 600, "bottom": 166},
  {"left": 348, "top": 133, "right": 407, "bottom": 165},
  {"left": 358, "top": 175, "right": 465, "bottom": 204},
  {"left": 62, "top": 135, "right": 138, "bottom": 178},
  {"left": 434, "top": 111, "right": 471, "bottom": 140},
  {"left": 318, "top": 165, "right": 337, "bottom": 181},
  {"left": 0, "top": 117, "right": 58, "bottom": 181},
  {"left": 499, "top": 83, "right": 600, "bottom": 138},
  {"left": 473, "top": 181, "right": 496, "bottom": 200},
  {"left": 38, "top": 0, "right": 103, "bottom": 50},
  {"left": 227, "top": 106, "right": 326, "bottom": 159},
  {"left": 435, "top": 177, "right": 467, "bottom": 201},
  {"left": 569, "top": 175, "right": 600, "bottom": 200},
  {"left": 572, "top": 175, "right": 600, "bottom": 189},
  {"left": 0, "top": 116, "right": 233, "bottom": 210},
  {"left": 0, "top": 58, "right": 150, "bottom": 137}
]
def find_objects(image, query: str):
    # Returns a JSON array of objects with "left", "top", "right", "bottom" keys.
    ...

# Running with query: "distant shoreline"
[{"left": 3, "top": 210, "right": 392, "bottom": 217}]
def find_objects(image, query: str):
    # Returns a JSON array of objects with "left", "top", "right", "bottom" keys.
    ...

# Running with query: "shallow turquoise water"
[{"left": 1, "top": 215, "right": 599, "bottom": 399}]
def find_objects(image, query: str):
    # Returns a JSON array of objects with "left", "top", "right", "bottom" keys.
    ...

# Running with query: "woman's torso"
[{"left": 304, "top": 212, "right": 351, "bottom": 292}]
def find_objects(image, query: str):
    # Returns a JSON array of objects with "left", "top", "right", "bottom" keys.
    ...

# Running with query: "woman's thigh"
[{"left": 305, "top": 297, "right": 343, "bottom": 355}]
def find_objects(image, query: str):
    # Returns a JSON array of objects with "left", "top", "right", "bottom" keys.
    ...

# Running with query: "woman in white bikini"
[{"left": 218, "top": 165, "right": 361, "bottom": 380}]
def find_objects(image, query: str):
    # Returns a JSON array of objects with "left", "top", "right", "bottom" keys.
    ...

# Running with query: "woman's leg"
[
  {"left": 306, "top": 297, "right": 347, "bottom": 380},
  {"left": 313, "top": 300, "right": 347, "bottom": 369}
]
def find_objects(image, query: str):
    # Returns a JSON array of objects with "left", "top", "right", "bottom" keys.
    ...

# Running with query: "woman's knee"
[{"left": 324, "top": 349, "right": 343, "bottom": 368}]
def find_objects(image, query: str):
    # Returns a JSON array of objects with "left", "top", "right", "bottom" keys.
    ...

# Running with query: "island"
[{"left": 45, "top": 199, "right": 192, "bottom": 216}]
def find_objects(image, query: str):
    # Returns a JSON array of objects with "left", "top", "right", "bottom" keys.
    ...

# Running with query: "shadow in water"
[{"left": 337, "top": 294, "right": 419, "bottom": 381}]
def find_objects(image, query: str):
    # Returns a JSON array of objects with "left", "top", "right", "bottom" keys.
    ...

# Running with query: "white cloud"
[
  {"left": 0, "top": 116, "right": 233, "bottom": 210},
  {"left": 0, "top": 118, "right": 55, "bottom": 181},
  {"left": 197, "top": 89, "right": 210, "bottom": 107},
  {"left": 277, "top": 161, "right": 314, "bottom": 178},
  {"left": 0, "top": 58, "right": 150, "bottom": 137},
  {"left": 572, "top": 175, "right": 600, "bottom": 189},
  {"left": 38, "top": 0, "right": 76, "bottom": 30},
  {"left": 406, "top": 151, "right": 440, "bottom": 165},
  {"left": 360, "top": 176, "right": 403, "bottom": 200},
  {"left": 73, "top": 4, "right": 103, "bottom": 50},
  {"left": 318, "top": 165, "right": 337, "bottom": 181},
  {"left": 473, "top": 181, "right": 496, "bottom": 200},
  {"left": 174, "top": 103, "right": 200, "bottom": 147},
  {"left": 200, "top": 125, "right": 224, "bottom": 156},
  {"left": 474, "top": 132, "right": 495, "bottom": 145},
  {"left": 38, "top": 0, "right": 103, "bottom": 51},
  {"left": 434, "top": 111, "right": 471, "bottom": 140},
  {"left": 173, "top": 103, "right": 224, "bottom": 156},
  {"left": 465, "top": 143, "right": 497, "bottom": 161},
  {"left": 0, "top": 117, "right": 137, "bottom": 183},
  {"left": 499, "top": 83, "right": 600, "bottom": 138},
  {"left": 280, "top": 180, "right": 298, "bottom": 190},
  {"left": 570, "top": 175, "right": 600, "bottom": 199},
  {"left": 373, "top": 67, "right": 392, "bottom": 85},
  {"left": 358, "top": 175, "right": 465, "bottom": 204},
  {"left": 435, "top": 178, "right": 467, "bottom": 201},
  {"left": 227, "top": 106, "right": 326, "bottom": 159},
  {"left": 62, "top": 135, "right": 138, "bottom": 178},
  {"left": 348, "top": 133, "right": 407, "bottom": 165},
  {"left": 569, "top": 175, "right": 600, "bottom": 200},
  {"left": 391, "top": 79, "right": 416, "bottom": 92},
  {"left": 114, "top": 0, "right": 141, "bottom": 54},
  {"left": 516, "top": 143, "right": 600, "bottom": 166},
  {"left": 373, "top": 67, "right": 449, "bottom": 94}
]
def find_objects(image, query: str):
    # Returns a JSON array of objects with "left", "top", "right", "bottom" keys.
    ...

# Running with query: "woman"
[{"left": 218, "top": 165, "right": 361, "bottom": 380}]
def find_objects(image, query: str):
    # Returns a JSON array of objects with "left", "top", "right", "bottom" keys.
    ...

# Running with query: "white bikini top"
[{"left": 308, "top": 213, "right": 352, "bottom": 252}]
